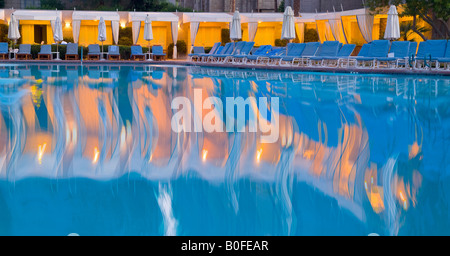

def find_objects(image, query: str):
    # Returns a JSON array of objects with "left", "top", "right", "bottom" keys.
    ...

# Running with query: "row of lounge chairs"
[
  {"left": 189, "top": 39, "right": 450, "bottom": 70},
  {"left": 0, "top": 42, "right": 167, "bottom": 61}
]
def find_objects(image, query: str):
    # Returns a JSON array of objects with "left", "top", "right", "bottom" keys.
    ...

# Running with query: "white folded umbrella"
[
  {"left": 8, "top": 13, "right": 20, "bottom": 59},
  {"left": 144, "top": 14, "right": 153, "bottom": 59},
  {"left": 98, "top": 17, "right": 107, "bottom": 60},
  {"left": 281, "top": 6, "right": 295, "bottom": 41},
  {"left": 384, "top": 5, "right": 400, "bottom": 40},
  {"left": 230, "top": 11, "right": 241, "bottom": 41},
  {"left": 53, "top": 16, "right": 63, "bottom": 60}
]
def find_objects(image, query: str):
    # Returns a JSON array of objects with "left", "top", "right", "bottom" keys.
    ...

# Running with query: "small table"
[
  {"left": 52, "top": 52, "right": 60, "bottom": 60},
  {"left": 145, "top": 52, "right": 153, "bottom": 61}
]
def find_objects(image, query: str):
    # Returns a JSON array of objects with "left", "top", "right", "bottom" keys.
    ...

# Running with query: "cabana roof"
[
  {"left": 12, "top": 10, "right": 62, "bottom": 21},
  {"left": 128, "top": 12, "right": 178, "bottom": 22},
  {"left": 182, "top": 12, "right": 232, "bottom": 23},
  {"left": 240, "top": 12, "right": 284, "bottom": 23},
  {"left": 72, "top": 11, "right": 120, "bottom": 21},
  {"left": 315, "top": 8, "right": 371, "bottom": 20},
  {"left": 297, "top": 13, "right": 317, "bottom": 23}
]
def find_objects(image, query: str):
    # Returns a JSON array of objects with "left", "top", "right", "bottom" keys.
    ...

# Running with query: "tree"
[
  {"left": 293, "top": 0, "right": 300, "bottom": 17},
  {"left": 364, "top": 0, "right": 450, "bottom": 39},
  {"left": 400, "top": 21, "right": 431, "bottom": 41}
]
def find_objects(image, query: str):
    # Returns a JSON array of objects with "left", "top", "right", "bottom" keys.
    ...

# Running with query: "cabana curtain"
[
  {"left": 248, "top": 22, "right": 258, "bottom": 42},
  {"left": 356, "top": 10, "right": 374, "bottom": 43},
  {"left": 132, "top": 21, "right": 141, "bottom": 45},
  {"left": 329, "top": 19, "right": 348, "bottom": 44},
  {"left": 171, "top": 21, "right": 178, "bottom": 59},
  {"left": 111, "top": 21, "right": 119, "bottom": 45},
  {"left": 72, "top": 20, "right": 81, "bottom": 43},
  {"left": 295, "top": 22, "right": 304, "bottom": 43},
  {"left": 190, "top": 22, "right": 200, "bottom": 53}
]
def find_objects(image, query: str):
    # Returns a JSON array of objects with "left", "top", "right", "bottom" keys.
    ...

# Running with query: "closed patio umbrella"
[
  {"left": 98, "top": 17, "right": 107, "bottom": 60},
  {"left": 143, "top": 14, "right": 153, "bottom": 61},
  {"left": 384, "top": 5, "right": 400, "bottom": 40},
  {"left": 8, "top": 13, "right": 20, "bottom": 59},
  {"left": 53, "top": 16, "right": 63, "bottom": 60},
  {"left": 230, "top": 11, "right": 241, "bottom": 42},
  {"left": 281, "top": 6, "right": 295, "bottom": 42}
]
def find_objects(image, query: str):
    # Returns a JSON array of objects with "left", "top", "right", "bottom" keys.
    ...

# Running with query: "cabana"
[
  {"left": 10, "top": 10, "right": 63, "bottom": 45},
  {"left": 179, "top": 12, "right": 233, "bottom": 52},
  {"left": 72, "top": 11, "right": 120, "bottom": 46},
  {"left": 239, "top": 12, "right": 284, "bottom": 46},
  {"left": 295, "top": 13, "right": 316, "bottom": 43},
  {"left": 128, "top": 12, "right": 179, "bottom": 56},
  {"left": 315, "top": 12, "right": 348, "bottom": 44}
]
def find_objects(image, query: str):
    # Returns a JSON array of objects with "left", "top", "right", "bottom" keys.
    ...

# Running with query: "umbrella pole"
[{"left": 101, "top": 41, "right": 104, "bottom": 60}]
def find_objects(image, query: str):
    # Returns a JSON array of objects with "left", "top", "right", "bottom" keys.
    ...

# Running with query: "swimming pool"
[{"left": 0, "top": 64, "right": 449, "bottom": 235}]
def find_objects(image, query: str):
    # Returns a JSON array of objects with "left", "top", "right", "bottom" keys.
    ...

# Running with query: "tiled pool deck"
[{"left": 3, "top": 59, "right": 450, "bottom": 76}]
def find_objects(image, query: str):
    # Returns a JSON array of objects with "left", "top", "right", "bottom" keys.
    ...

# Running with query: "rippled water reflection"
[{"left": 0, "top": 64, "right": 449, "bottom": 235}]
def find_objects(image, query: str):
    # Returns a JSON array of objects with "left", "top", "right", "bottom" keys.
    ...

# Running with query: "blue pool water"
[{"left": 0, "top": 64, "right": 449, "bottom": 235}]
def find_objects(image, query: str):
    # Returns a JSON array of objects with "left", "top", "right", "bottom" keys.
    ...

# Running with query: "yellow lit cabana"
[
  {"left": 128, "top": 12, "right": 178, "bottom": 53},
  {"left": 240, "top": 12, "right": 284, "bottom": 46},
  {"left": 11, "top": 10, "right": 63, "bottom": 45},
  {"left": 295, "top": 13, "right": 317, "bottom": 43},
  {"left": 315, "top": 12, "right": 348, "bottom": 44},
  {"left": 180, "top": 12, "right": 232, "bottom": 52},
  {"left": 72, "top": 10, "right": 120, "bottom": 46}
]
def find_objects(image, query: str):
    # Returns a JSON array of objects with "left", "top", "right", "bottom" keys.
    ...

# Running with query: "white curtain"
[
  {"left": 171, "top": 21, "right": 178, "bottom": 59},
  {"left": 324, "top": 21, "right": 335, "bottom": 41},
  {"left": 329, "top": 19, "right": 347, "bottom": 43},
  {"left": 132, "top": 21, "right": 141, "bottom": 45},
  {"left": 72, "top": 20, "right": 81, "bottom": 44},
  {"left": 295, "top": 22, "right": 304, "bottom": 43},
  {"left": 248, "top": 22, "right": 258, "bottom": 42},
  {"left": 190, "top": 22, "right": 199, "bottom": 53},
  {"left": 111, "top": 20, "right": 119, "bottom": 45},
  {"left": 356, "top": 11, "right": 374, "bottom": 43}
]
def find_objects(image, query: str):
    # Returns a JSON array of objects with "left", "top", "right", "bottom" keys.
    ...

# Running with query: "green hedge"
[
  {"left": 167, "top": 40, "right": 187, "bottom": 58},
  {"left": 304, "top": 29, "right": 319, "bottom": 42}
]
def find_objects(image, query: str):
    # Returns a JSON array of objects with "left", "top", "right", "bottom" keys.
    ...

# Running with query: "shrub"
[
  {"left": 119, "top": 27, "right": 133, "bottom": 46},
  {"left": 221, "top": 28, "right": 231, "bottom": 46},
  {"left": 275, "top": 39, "right": 289, "bottom": 47},
  {"left": 63, "top": 37, "right": 74, "bottom": 43},
  {"left": 118, "top": 36, "right": 133, "bottom": 46},
  {"left": 168, "top": 40, "right": 187, "bottom": 59},
  {"left": 304, "top": 29, "right": 319, "bottom": 42}
]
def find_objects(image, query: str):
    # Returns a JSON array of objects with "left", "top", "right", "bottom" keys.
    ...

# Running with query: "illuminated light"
[
  {"left": 256, "top": 148, "right": 263, "bottom": 163},
  {"left": 202, "top": 149, "right": 208, "bottom": 162},
  {"left": 65, "top": 22, "right": 70, "bottom": 28},
  {"left": 38, "top": 143, "right": 47, "bottom": 164},
  {"left": 120, "top": 22, "right": 126, "bottom": 28},
  {"left": 93, "top": 147, "right": 100, "bottom": 164},
  {"left": 258, "top": 21, "right": 262, "bottom": 24},
  {"left": 399, "top": 191, "right": 405, "bottom": 201}
]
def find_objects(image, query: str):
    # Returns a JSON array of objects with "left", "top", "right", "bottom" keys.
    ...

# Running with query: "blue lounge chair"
[
  {"left": 376, "top": 41, "right": 410, "bottom": 68},
  {"left": 414, "top": 39, "right": 447, "bottom": 69},
  {"left": 231, "top": 41, "right": 255, "bottom": 64},
  {"left": 243, "top": 45, "right": 272, "bottom": 65},
  {"left": 313, "top": 44, "right": 356, "bottom": 67},
  {"left": 353, "top": 40, "right": 390, "bottom": 68},
  {"left": 308, "top": 41, "right": 341, "bottom": 66},
  {"left": 292, "top": 42, "right": 321, "bottom": 66},
  {"left": 87, "top": 44, "right": 101, "bottom": 60},
  {"left": 38, "top": 45, "right": 52, "bottom": 60},
  {"left": 208, "top": 42, "right": 237, "bottom": 63},
  {"left": 131, "top": 45, "right": 145, "bottom": 61},
  {"left": 217, "top": 41, "right": 246, "bottom": 63},
  {"left": 435, "top": 40, "right": 450, "bottom": 70},
  {"left": 0, "top": 42, "right": 9, "bottom": 59},
  {"left": 270, "top": 43, "right": 306, "bottom": 66},
  {"left": 16, "top": 44, "right": 32, "bottom": 60},
  {"left": 188, "top": 46, "right": 205, "bottom": 61},
  {"left": 152, "top": 45, "right": 166, "bottom": 60},
  {"left": 256, "top": 47, "right": 286, "bottom": 65},
  {"left": 65, "top": 43, "right": 79, "bottom": 60},
  {"left": 107, "top": 45, "right": 120, "bottom": 60}
]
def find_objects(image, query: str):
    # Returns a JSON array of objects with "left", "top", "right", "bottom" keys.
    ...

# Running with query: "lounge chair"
[
  {"left": 434, "top": 40, "right": 450, "bottom": 70},
  {"left": 131, "top": 45, "right": 145, "bottom": 61},
  {"left": 107, "top": 45, "right": 120, "bottom": 60},
  {"left": 37, "top": 45, "right": 52, "bottom": 60},
  {"left": 231, "top": 41, "right": 255, "bottom": 64},
  {"left": 339, "top": 43, "right": 370, "bottom": 68},
  {"left": 308, "top": 41, "right": 341, "bottom": 66},
  {"left": 376, "top": 41, "right": 410, "bottom": 68},
  {"left": 242, "top": 45, "right": 272, "bottom": 65},
  {"left": 353, "top": 40, "right": 390, "bottom": 68},
  {"left": 216, "top": 41, "right": 246, "bottom": 63},
  {"left": 0, "top": 42, "right": 8, "bottom": 60},
  {"left": 207, "top": 42, "right": 234, "bottom": 63},
  {"left": 188, "top": 46, "right": 205, "bottom": 61},
  {"left": 292, "top": 42, "right": 321, "bottom": 66},
  {"left": 16, "top": 44, "right": 32, "bottom": 60},
  {"left": 414, "top": 39, "right": 447, "bottom": 69},
  {"left": 65, "top": 43, "right": 79, "bottom": 60},
  {"left": 256, "top": 47, "right": 286, "bottom": 65},
  {"left": 87, "top": 44, "right": 101, "bottom": 60},
  {"left": 197, "top": 43, "right": 223, "bottom": 62},
  {"left": 266, "top": 43, "right": 306, "bottom": 66},
  {"left": 306, "top": 44, "right": 355, "bottom": 67},
  {"left": 152, "top": 45, "right": 166, "bottom": 61}
]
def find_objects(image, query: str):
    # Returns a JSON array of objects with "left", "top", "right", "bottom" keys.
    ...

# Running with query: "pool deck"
[{"left": 3, "top": 59, "right": 450, "bottom": 76}]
